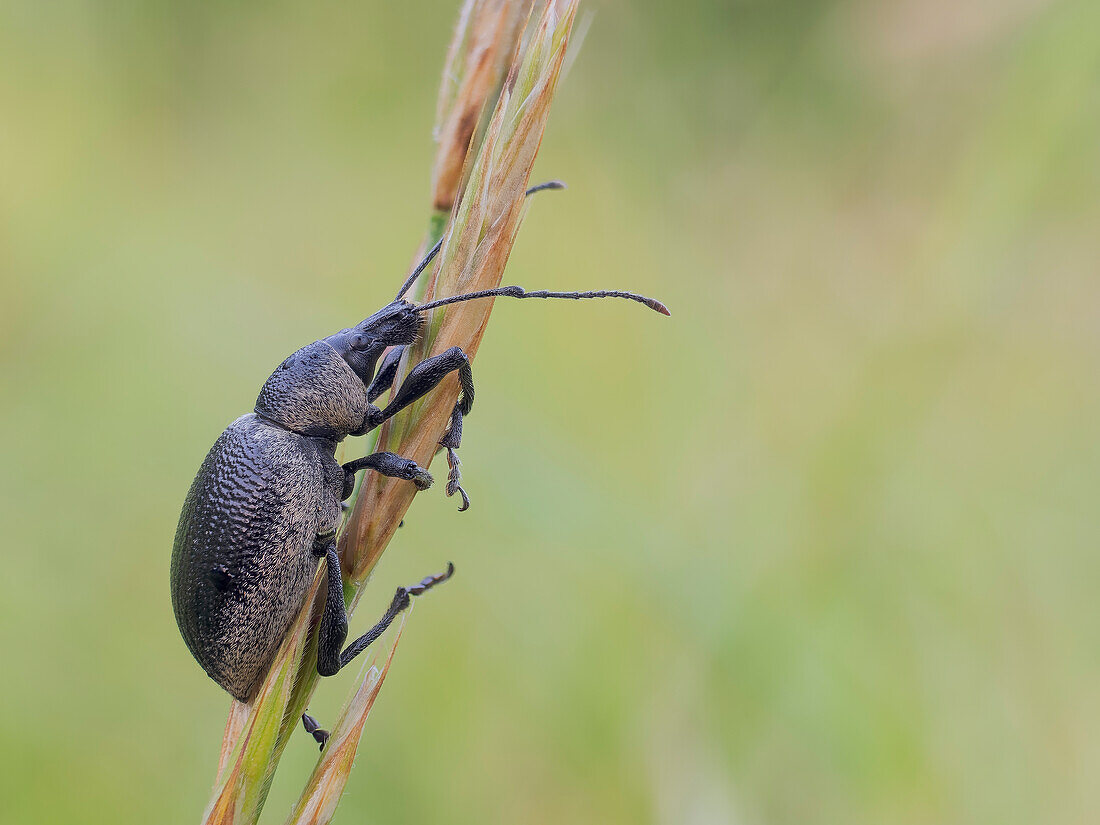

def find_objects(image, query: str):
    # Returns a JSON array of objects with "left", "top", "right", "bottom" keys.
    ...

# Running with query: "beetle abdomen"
[{"left": 171, "top": 414, "right": 342, "bottom": 701}]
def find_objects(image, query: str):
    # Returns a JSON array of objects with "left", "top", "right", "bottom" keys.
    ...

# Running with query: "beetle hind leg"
[
  {"left": 301, "top": 713, "right": 330, "bottom": 750},
  {"left": 313, "top": 535, "right": 454, "bottom": 682},
  {"left": 336, "top": 562, "right": 455, "bottom": 670}
]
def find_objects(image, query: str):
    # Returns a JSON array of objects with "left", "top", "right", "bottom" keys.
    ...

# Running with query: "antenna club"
[{"left": 649, "top": 299, "right": 671, "bottom": 316}]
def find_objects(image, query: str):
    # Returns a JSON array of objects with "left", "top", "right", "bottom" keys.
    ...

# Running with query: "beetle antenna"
[
  {"left": 524, "top": 179, "right": 566, "bottom": 195},
  {"left": 415, "top": 286, "right": 671, "bottom": 316},
  {"left": 395, "top": 238, "right": 443, "bottom": 301},
  {"left": 394, "top": 181, "right": 568, "bottom": 301}
]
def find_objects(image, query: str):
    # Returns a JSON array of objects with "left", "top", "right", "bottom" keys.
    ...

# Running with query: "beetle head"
[{"left": 324, "top": 300, "right": 423, "bottom": 385}]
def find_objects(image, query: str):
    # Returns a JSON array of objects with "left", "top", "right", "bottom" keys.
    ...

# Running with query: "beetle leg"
[
  {"left": 301, "top": 713, "right": 330, "bottom": 750},
  {"left": 306, "top": 544, "right": 452, "bottom": 742},
  {"left": 375, "top": 346, "right": 474, "bottom": 509},
  {"left": 342, "top": 451, "right": 433, "bottom": 500},
  {"left": 315, "top": 542, "right": 350, "bottom": 677},
  {"left": 367, "top": 345, "right": 404, "bottom": 403},
  {"left": 315, "top": 540, "right": 454, "bottom": 678},
  {"left": 438, "top": 406, "right": 470, "bottom": 511},
  {"left": 336, "top": 562, "right": 455, "bottom": 671},
  {"left": 377, "top": 346, "right": 473, "bottom": 422},
  {"left": 316, "top": 545, "right": 454, "bottom": 677}
]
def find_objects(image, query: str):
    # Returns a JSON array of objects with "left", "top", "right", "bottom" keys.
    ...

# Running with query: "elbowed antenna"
[
  {"left": 414, "top": 285, "right": 671, "bottom": 316},
  {"left": 395, "top": 238, "right": 444, "bottom": 301},
  {"left": 394, "top": 180, "right": 568, "bottom": 301}
]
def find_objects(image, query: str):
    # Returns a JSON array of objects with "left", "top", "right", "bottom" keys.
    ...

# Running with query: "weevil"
[{"left": 170, "top": 184, "right": 669, "bottom": 746}]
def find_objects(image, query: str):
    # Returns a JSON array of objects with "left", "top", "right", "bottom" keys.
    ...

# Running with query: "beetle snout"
[{"left": 358, "top": 303, "right": 423, "bottom": 346}]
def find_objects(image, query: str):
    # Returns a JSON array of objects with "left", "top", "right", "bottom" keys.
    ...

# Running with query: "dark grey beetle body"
[
  {"left": 171, "top": 191, "right": 668, "bottom": 729},
  {"left": 172, "top": 343, "right": 366, "bottom": 700}
]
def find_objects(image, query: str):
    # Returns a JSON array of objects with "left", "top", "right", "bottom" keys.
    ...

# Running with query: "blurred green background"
[{"left": 2, "top": 1, "right": 1099, "bottom": 823}]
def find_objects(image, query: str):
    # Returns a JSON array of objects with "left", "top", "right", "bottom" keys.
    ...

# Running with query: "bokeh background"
[{"left": 2, "top": 1, "right": 1099, "bottom": 823}]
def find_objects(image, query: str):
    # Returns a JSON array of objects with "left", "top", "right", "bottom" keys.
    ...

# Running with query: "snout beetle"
[{"left": 171, "top": 184, "right": 669, "bottom": 746}]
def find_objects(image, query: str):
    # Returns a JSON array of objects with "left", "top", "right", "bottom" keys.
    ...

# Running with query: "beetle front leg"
[
  {"left": 367, "top": 346, "right": 404, "bottom": 403},
  {"left": 375, "top": 346, "right": 475, "bottom": 509},
  {"left": 377, "top": 346, "right": 474, "bottom": 423},
  {"left": 438, "top": 406, "right": 470, "bottom": 511}
]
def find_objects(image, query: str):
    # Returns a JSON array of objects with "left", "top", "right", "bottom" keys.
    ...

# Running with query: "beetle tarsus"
[
  {"left": 301, "top": 713, "right": 330, "bottom": 750},
  {"left": 443, "top": 447, "right": 470, "bottom": 511},
  {"left": 439, "top": 397, "right": 471, "bottom": 510},
  {"left": 406, "top": 561, "right": 456, "bottom": 595}
]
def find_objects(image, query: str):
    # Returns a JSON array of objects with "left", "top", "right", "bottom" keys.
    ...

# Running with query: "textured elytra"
[{"left": 171, "top": 413, "right": 345, "bottom": 701}]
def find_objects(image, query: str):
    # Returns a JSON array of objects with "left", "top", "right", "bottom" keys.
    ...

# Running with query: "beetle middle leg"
[
  {"left": 341, "top": 451, "right": 433, "bottom": 500},
  {"left": 371, "top": 346, "right": 475, "bottom": 509}
]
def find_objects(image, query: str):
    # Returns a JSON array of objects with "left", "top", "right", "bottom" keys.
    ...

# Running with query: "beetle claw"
[
  {"left": 453, "top": 484, "right": 470, "bottom": 511},
  {"left": 444, "top": 448, "right": 470, "bottom": 511}
]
